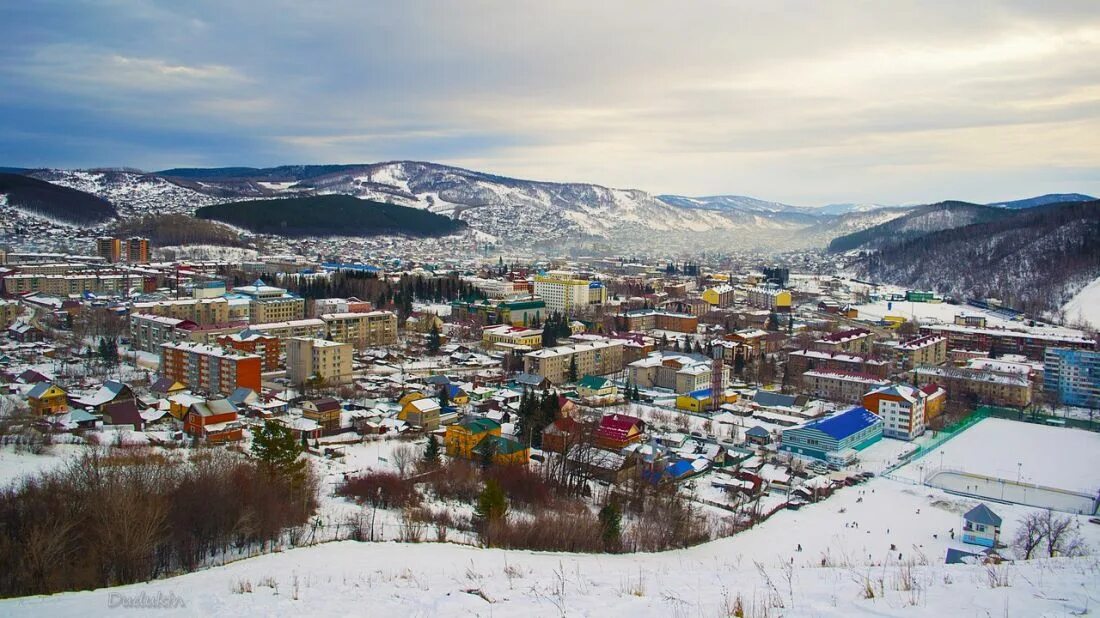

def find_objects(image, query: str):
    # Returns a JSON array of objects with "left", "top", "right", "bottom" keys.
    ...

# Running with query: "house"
[
  {"left": 399, "top": 394, "right": 442, "bottom": 431},
  {"left": 676, "top": 387, "right": 714, "bottom": 413},
  {"left": 184, "top": 398, "right": 242, "bottom": 442},
  {"left": 962, "top": 504, "right": 1002, "bottom": 548},
  {"left": 167, "top": 392, "right": 204, "bottom": 420},
  {"left": 595, "top": 414, "right": 646, "bottom": 450},
  {"left": 446, "top": 384, "right": 470, "bottom": 406},
  {"left": 226, "top": 387, "right": 260, "bottom": 409},
  {"left": 576, "top": 375, "right": 617, "bottom": 398},
  {"left": 302, "top": 397, "right": 343, "bottom": 434},
  {"left": 565, "top": 444, "right": 637, "bottom": 483},
  {"left": 513, "top": 372, "right": 551, "bottom": 391},
  {"left": 779, "top": 406, "right": 883, "bottom": 467},
  {"left": 541, "top": 416, "right": 582, "bottom": 453},
  {"left": 7, "top": 322, "right": 44, "bottom": 343},
  {"left": 150, "top": 377, "right": 187, "bottom": 397},
  {"left": 285, "top": 417, "right": 323, "bottom": 441},
  {"left": 473, "top": 434, "right": 530, "bottom": 466},
  {"left": 101, "top": 399, "right": 145, "bottom": 431},
  {"left": 745, "top": 425, "right": 772, "bottom": 446},
  {"left": 70, "top": 380, "right": 136, "bottom": 413},
  {"left": 445, "top": 417, "right": 501, "bottom": 460},
  {"left": 27, "top": 382, "right": 68, "bottom": 415},
  {"left": 16, "top": 369, "right": 51, "bottom": 384}
]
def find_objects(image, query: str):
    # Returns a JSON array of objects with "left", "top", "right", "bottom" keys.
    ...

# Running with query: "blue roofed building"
[
  {"left": 779, "top": 406, "right": 883, "bottom": 467},
  {"left": 962, "top": 503, "right": 1002, "bottom": 548}
]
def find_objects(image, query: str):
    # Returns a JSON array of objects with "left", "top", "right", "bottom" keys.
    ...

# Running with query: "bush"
[
  {"left": 336, "top": 471, "right": 420, "bottom": 509},
  {"left": 487, "top": 508, "right": 603, "bottom": 552},
  {"left": 0, "top": 447, "right": 318, "bottom": 598}
]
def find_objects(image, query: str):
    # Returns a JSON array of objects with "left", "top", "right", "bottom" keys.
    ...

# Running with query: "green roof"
[
  {"left": 459, "top": 417, "right": 500, "bottom": 434},
  {"left": 475, "top": 434, "right": 528, "bottom": 456},
  {"left": 577, "top": 375, "right": 611, "bottom": 389},
  {"left": 500, "top": 300, "right": 545, "bottom": 310}
]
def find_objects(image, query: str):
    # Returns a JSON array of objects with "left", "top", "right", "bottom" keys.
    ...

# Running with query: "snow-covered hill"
[{"left": 27, "top": 169, "right": 228, "bottom": 218}]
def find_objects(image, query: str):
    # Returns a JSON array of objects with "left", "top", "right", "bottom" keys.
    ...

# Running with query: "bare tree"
[
  {"left": 391, "top": 443, "right": 417, "bottom": 478},
  {"left": 1012, "top": 511, "right": 1046, "bottom": 560},
  {"left": 1040, "top": 510, "right": 1088, "bottom": 558}
]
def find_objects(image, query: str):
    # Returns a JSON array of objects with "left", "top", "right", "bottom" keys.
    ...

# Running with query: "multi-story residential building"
[
  {"left": 132, "top": 298, "right": 230, "bottom": 325},
  {"left": 320, "top": 311, "right": 398, "bottom": 348},
  {"left": 911, "top": 366, "right": 1033, "bottom": 408},
  {"left": 919, "top": 324, "right": 1096, "bottom": 361},
  {"left": 1044, "top": 348, "right": 1100, "bottom": 409},
  {"left": 311, "top": 297, "right": 372, "bottom": 317},
  {"left": 954, "top": 313, "right": 987, "bottom": 328},
  {"left": 482, "top": 324, "right": 543, "bottom": 351},
  {"left": 286, "top": 337, "right": 353, "bottom": 386},
  {"left": 628, "top": 351, "right": 725, "bottom": 394},
  {"left": 701, "top": 284, "right": 735, "bottom": 308},
  {"left": 3, "top": 272, "right": 149, "bottom": 296},
  {"left": 130, "top": 313, "right": 190, "bottom": 353},
  {"left": 533, "top": 273, "right": 606, "bottom": 314},
  {"left": 746, "top": 286, "right": 791, "bottom": 311},
  {"left": 895, "top": 335, "right": 948, "bottom": 369},
  {"left": 126, "top": 237, "right": 150, "bottom": 263},
  {"left": 233, "top": 279, "right": 305, "bottom": 324},
  {"left": 96, "top": 237, "right": 123, "bottom": 263},
  {"left": 523, "top": 338, "right": 624, "bottom": 384},
  {"left": 814, "top": 328, "right": 876, "bottom": 356},
  {"left": 786, "top": 349, "right": 892, "bottom": 380},
  {"left": 160, "top": 342, "right": 262, "bottom": 396},
  {"left": 613, "top": 309, "right": 698, "bottom": 334},
  {"left": 250, "top": 318, "right": 327, "bottom": 341},
  {"left": 218, "top": 330, "right": 282, "bottom": 371},
  {"left": 863, "top": 384, "right": 927, "bottom": 441},
  {"left": 0, "top": 299, "right": 22, "bottom": 327},
  {"left": 800, "top": 370, "right": 890, "bottom": 404}
]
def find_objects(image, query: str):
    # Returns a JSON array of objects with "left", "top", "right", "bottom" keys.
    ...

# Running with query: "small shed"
[{"left": 962, "top": 503, "right": 1002, "bottom": 548}]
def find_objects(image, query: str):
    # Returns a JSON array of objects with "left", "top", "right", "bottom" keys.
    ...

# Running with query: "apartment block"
[
  {"left": 218, "top": 330, "right": 282, "bottom": 371},
  {"left": 1044, "top": 348, "right": 1100, "bottom": 409},
  {"left": 523, "top": 338, "right": 624, "bottom": 384},
  {"left": 286, "top": 337, "right": 353, "bottom": 386},
  {"left": 250, "top": 318, "right": 327, "bottom": 340},
  {"left": 159, "top": 342, "right": 262, "bottom": 396},
  {"left": 814, "top": 328, "right": 876, "bottom": 356},
  {"left": 800, "top": 370, "right": 890, "bottom": 404},
  {"left": 863, "top": 384, "right": 927, "bottom": 441},
  {"left": 628, "top": 351, "right": 724, "bottom": 394},
  {"left": 746, "top": 286, "right": 791, "bottom": 311},
  {"left": 911, "top": 366, "right": 1033, "bottom": 408},
  {"left": 233, "top": 279, "right": 305, "bottom": 324},
  {"left": 95, "top": 237, "right": 123, "bottom": 263},
  {"left": 786, "top": 349, "right": 892, "bottom": 380},
  {"left": 132, "top": 297, "right": 230, "bottom": 325},
  {"left": 320, "top": 311, "right": 398, "bottom": 348},
  {"left": 613, "top": 309, "right": 698, "bottom": 334},
  {"left": 533, "top": 273, "right": 606, "bottom": 314},
  {"left": 919, "top": 324, "right": 1095, "bottom": 361},
  {"left": 895, "top": 335, "right": 948, "bottom": 369},
  {"left": 4, "top": 272, "right": 149, "bottom": 296}
]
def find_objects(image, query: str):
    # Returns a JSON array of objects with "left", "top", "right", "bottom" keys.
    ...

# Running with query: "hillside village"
[{"left": 1, "top": 233, "right": 1098, "bottom": 602}]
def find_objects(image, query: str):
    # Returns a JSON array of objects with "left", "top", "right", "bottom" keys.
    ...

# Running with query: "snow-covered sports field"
[{"left": 892, "top": 417, "right": 1100, "bottom": 497}]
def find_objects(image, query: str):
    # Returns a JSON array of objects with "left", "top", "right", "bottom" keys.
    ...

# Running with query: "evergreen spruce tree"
[
  {"left": 427, "top": 322, "right": 441, "bottom": 354},
  {"left": 598, "top": 503, "right": 623, "bottom": 552},
  {"left": 252, "top": 420, "right": 306, "bottom": 481},
  {"left": 423, "top": 434, "right": 441, "bottom": 466},
  {"left": 567, "top": 355, "right": 578, "bottom": 383}
]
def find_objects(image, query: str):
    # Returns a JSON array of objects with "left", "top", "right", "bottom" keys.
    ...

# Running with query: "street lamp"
[{"left": 1017, "top": 462, "right": 1022, "bottom": 484}]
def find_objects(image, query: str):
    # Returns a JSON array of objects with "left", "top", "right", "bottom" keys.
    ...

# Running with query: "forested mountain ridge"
[{"left": 851, "top": 200, "right": 1100, "bottom": 317}]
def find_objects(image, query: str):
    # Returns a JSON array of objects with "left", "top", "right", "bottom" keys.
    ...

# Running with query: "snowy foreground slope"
[{"left": 5, "top": 474, "right": 1099, "bottom": 617}]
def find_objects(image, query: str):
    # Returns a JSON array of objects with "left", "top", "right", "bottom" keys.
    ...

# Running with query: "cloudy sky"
[{"left": 1, "top": 1, "right": 1098, "bottom": 205}]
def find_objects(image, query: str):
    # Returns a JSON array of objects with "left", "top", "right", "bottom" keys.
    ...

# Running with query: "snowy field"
[
  {"left": 4, "top": 473, "right": 1100, "bottom": 616},
  {"left": 1062, "top": 276, "right": 1100, "bottom": 329},
  {"left": 892, "top": 418, "right": 1100, "bottom": 497},
  {"left": 851, "top": 299, "right": 1087, "bottom": 337}
]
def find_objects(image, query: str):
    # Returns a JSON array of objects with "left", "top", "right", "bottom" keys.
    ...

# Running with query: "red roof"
[
  {"left": 920, "top": 383, "right": 945, "bottom": 396},
  {"left": 596, "top": 414, "right": 644, "bottom": 441}
]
